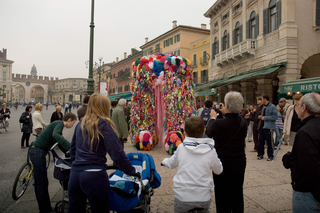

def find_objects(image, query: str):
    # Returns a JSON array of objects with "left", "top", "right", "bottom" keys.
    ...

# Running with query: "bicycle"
[
  {"left": 0, "top": 115, "right": 8, "bottom": 133},
  {"left": 12, "top": 142, "right": 52, "bottom": 200}
]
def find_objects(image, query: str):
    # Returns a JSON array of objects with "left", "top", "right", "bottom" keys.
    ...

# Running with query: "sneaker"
[
  {"left": 267, "top": 157, "right": 273, "bottom": 161},
  {"left": 257, "top": 156, "right": 263, "bottom": 160}
]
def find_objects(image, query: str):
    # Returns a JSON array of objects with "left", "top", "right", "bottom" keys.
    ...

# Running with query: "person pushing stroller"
[{"left": 162, "top": 116, "right": 223, "bottom": 213}]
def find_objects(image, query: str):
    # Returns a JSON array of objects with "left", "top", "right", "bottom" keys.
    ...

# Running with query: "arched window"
[
  {"left": 263, "top": 0, "right": 281, "bottom": 35},
  {"left": 222, "top": 30, "right": 229, "bottom": 51}
]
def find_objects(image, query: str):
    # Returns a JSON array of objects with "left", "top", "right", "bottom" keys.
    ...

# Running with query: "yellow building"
[
  {"left": 140, "top": 20, "right": 210, "bottom": 59},
  {"left": 189, "top": 35, "right": 210, "bottom": 104}
]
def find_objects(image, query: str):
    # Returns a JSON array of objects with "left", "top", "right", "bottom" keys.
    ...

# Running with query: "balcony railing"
[
  {"left": 200, "top": 57, "right": 208, "bottom": 66},
  {"left": 215, "top": 39, "right": 257, "bottom": 66}
]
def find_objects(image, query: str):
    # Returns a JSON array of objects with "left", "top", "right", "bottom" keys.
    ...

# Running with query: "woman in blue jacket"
[{"left": 68, "top": 93, "right": 137, "bottom": 213}]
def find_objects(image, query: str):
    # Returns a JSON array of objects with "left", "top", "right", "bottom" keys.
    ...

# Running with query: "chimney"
[
  {"left": 172, "top": 20, "right": 177, "bottom": 29},
  {"left": 116, "top": 57, "right": 119, "bottom": 63},
  {"left": 201, "top": 24, "right": 207, "bottom": 29},
  {"left": 145, "top": 37, "right": 148, "bottom": 44},
  {"left": 124, "top": 52, "right": 127, "bottom": 59}
]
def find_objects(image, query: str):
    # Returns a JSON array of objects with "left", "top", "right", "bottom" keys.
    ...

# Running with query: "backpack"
[{"left": 200, "top": 108, "right": 212, "bottom": 126}]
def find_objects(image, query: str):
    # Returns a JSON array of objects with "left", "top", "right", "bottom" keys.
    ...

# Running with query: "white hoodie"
[{"left": 162, "top": 137, "right": 223, "bottom": 202}]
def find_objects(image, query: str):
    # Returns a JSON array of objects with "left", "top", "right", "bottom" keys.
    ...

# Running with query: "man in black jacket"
[
  {"left": 282, "top": 92, "right": 320, "bottom": 212},
  {"left": 251, "top": 96, "right": 263, "bottom": 152}
]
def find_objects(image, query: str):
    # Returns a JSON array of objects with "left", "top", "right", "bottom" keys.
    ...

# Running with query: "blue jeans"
[
  {"left": 258, "top": 128, "right": 274, "bottom": 158},
  {"left": 68, "top": 170, "right": 110, "bottom": 213},
  {"left": 274, "top": 128, "right": 283, "bottom": 147},
  {"left": 29, "top": 146, "right": 52, "bottom": 213},
  {"left": 293, "top": 190, "right": 320, "bottom": 213}
]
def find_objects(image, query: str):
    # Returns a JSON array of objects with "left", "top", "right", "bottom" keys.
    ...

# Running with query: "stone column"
[
  {"left": 218, "top": 86, "right": 228, "bottom": 103},
  {"left": 240, "top": 82, "right": 254, "bottom": 104},
  {"left": 227, "top": 84, "right": 239, "bottom": 92},
  {"left": 256, "top": 78, "right": 273, "bottom": 98}
]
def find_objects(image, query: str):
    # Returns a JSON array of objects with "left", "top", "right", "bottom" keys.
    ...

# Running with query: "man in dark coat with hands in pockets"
[{"left": 282, "top": 92, "right": 320, "bottom": 212}]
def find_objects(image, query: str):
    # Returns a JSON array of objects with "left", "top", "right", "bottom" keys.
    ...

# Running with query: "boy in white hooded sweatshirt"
[{"left": 162, "top": 116, "right": 223, "bottom": 213}]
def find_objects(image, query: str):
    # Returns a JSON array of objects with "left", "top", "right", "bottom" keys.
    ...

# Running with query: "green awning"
[
  {"left": 195, "top": 89, "right": 214, "bottom": 96},
  {"left": 108, "top": 92, "right": 131, "bottom": 101},
  {"left": 195, "top": 62, "right": 287, "bottom": 92},
  {"left": 280, "top": 77, "right": 320, "bottom": 95}
]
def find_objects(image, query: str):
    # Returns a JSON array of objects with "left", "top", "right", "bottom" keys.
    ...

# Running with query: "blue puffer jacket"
[{"left": 258, "top": 102, "right": 278, "bottom": 130}]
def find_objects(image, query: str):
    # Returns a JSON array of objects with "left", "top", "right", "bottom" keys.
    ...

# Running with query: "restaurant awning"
[
  {"left": 195, "top": 89, "right": 214, "bottom": 97},
  {"left": 108, "top": 92, "right": 131, "bottom": 101},
  {"left": 279, "top": 77, "right": 320, "bottom": 99},
  {"left": 195, "top": 62, "right": 287, "bottom": 92}
]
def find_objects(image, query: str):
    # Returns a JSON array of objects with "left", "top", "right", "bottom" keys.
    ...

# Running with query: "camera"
[{"left": 214, "top": 104, "right": 222, "bottom": 110}]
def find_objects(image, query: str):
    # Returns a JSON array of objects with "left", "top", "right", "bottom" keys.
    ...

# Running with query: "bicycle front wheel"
[{"left": 12, "top": 162, "right": 33, "bottom": 200}]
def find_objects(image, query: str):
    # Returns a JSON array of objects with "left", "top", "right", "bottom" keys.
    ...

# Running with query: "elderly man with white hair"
[
  {"left": 282, "top": 92, "right": 320, "bottom": 212},
  {"left": 111, "top": 98, "right": 128, "bottom": 148},
  {"left": 205, "top": 91, "right": 247, "bottom": 213}
]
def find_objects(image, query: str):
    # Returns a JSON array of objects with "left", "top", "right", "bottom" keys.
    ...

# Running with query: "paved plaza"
[{"left": 0, "top": 105, "right": 293, "bottom": 212}]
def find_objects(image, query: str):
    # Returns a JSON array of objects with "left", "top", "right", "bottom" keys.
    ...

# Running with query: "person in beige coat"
[
  {"left": 32, "top": 103, "right": 48, "bottom": 135},
  {"left": 111, "top": 98, "right": 128, "bottom": 148},
  {"left": 283, "top": 93, "right": 303, "bottom": 145}
]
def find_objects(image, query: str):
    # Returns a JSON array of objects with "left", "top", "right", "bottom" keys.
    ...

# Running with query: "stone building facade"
[
  {"left": 0, "top": 49, "right": 14, "bottom": 103},
  {"left": 195, "top": 0, "right": 320, "bottom": 105}
]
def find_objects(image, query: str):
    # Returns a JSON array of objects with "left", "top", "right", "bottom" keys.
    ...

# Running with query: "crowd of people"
[
  {"left": 1, "top": 90, "right": 319, "bottom": 213},
  {"left": 189, "top": 92, "right": 320, "bottom": 212}
]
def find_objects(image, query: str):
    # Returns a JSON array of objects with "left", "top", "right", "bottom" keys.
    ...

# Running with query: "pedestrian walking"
[
  {"left": 246, "top": 104, "right": 255, "bottom": 142},
  {"left": 283, "top": 93, "right": 303, "bottom": 146},
  {"left": 274, "top": 105, "right": 285, "bottom": 149},
  {"left": 68, "top": 94, "right": 137, "bottom": 213},
  {"left": 64, "top": 103, "right": 69, "bottom": 114},
  {"left": 282, "top": 92, "right": 320, "bottom": 212},
  {"left": 77, "top": 95, "right": 90, "bottom": 120},
  {"left": 50, "top": 105, "right": 63, "bottom": 123},
  {"left": 19, "top": 105, "right": 33, "bottom": 148},
  {"left": 112, "top": 98, "right": 128, "bottom": 148},
  {"left": 251, "top": 96, "right": 263, "bottom": 152},
  {"left": 0, "top": 103, "right": 11, "bottom": 127},
  {"left": 162, "top": 116, "right": 223, "bottom": 213},
  {"left": 206, "top": 91, "right": 247, "bottom": 213},
  {"left": 257, "top": 95, "right": 278, "bottom": 161},
  {"left": 32, "top": 103, "right": 48, "bottom": 135}
]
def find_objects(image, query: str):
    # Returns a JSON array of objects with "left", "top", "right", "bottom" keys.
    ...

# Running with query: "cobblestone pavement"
[{"left": 1, "top": 105, "right": 293, "bottom": 212}]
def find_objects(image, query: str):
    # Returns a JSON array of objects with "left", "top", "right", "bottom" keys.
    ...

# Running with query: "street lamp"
[
  {"left": 87, "top": 0, "right": 95, "bottom": 95},
  {"left": 86, "top": 57, "right": 104, "bottom": 94}
]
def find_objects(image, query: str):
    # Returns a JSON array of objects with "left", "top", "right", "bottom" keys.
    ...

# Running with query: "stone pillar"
[
  {"left": 218, "top": 86, "right": 228, "bottom": 103},
  {"left": 277, "top": 72, "right": 297, "bottom": 87},
  {"left": 240, "top": 82, "right": 254, "bottom": 105},
  {"left": 279, "top": 0, "right": 298, "bottom": 40},
  {"left": 227, "top": 84, "right": 239, "bottom": 92},
  {"left": 256, "top": 78, "right": 273, "bottom": 98}
]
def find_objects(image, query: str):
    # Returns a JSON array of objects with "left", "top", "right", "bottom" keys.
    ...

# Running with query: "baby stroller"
[
  {"left": 51, "top": 143, "right": 91, "bottom": 213},
  {"left": 108, "top": 152, "right": 161, "bottom": 213}
]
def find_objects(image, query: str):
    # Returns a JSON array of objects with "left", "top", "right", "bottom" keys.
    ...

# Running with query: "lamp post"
[
  {"left": 87, "top": 0, "right": 95, "bottom": 95},
  {"left": 86, "top": 57, "right": 104, "bottom": 94}
]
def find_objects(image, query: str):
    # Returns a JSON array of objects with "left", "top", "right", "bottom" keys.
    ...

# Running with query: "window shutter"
[
  {"left": 221, "top": 37, "right": 224, "bottom": 51},
  {"left": 317, "top": 0, "right": 320, "bottom": 26},
  {"left": 212, "top": 43, "right": 215, "bottom": 60},
  {"left": 263, "top": 8, "right": 269, "bottom": 35},
  {"left": 255, "top": 14, "right": 259, "bottom": 39},
  {"left": 201, "top": 70, "right": 204, "bottom": 83},
  {"left": 216, "top": 40, "right": 219, "bottom": 54},
  {"left": 203, "top": 51, "right": 207, "bottom": 63},
  {"left": 240, "top": 1, "right": 242, "bottom": 7},
  {"left": 233, "top": 29, "right": 236, "bottom": 45},
  {"left": 276, "top": 1, "right": 281, "bottom": 29},
  {"left": 227, "top": 11, "right": 229, "bottom": 17},
  {"left": 233, "top": 7, "right": 235, "bottom": 12},
  {"left": 239, "top": 25, "right": 243, "bottom": 42},
  {"left": 246, "top": 20, "right": 250, "bottom": 39},
  {"left": 194, "top": 72, "right": 198, "bottom": 84},
  {"left": 227, "top": 33, "right": 229, "bottom": 49},
  {"left": 170, "top": 37, "right": 173, "bottom": 45}
]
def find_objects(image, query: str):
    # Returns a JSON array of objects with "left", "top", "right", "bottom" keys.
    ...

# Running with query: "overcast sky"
[{"left": 1, "top": 0, "right": 216, "bottom": 79}]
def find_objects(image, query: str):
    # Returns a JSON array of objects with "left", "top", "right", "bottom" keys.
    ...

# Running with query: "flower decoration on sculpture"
[
  {"left": 129, "top": 54, "right": 196, "bottom": 151},
  {"left": 135, "top": 130, "right": 153, "bottom": 151},
  {"left": 164, "top": 130, "right": 185, "bottom": 155}
]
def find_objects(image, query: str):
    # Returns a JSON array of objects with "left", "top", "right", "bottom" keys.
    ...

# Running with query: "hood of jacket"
[{"left": 183, "top": 137, "right": 215, "bottom": 155}]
